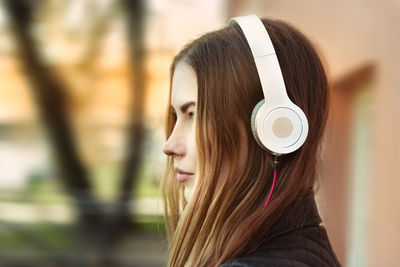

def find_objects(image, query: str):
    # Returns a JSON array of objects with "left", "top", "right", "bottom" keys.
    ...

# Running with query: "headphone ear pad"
[{"left": 251, "top": 99, "right": 265, "bottom": 148}]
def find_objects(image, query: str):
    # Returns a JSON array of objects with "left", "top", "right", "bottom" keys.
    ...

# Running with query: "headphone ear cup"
[
  {"left": 251, "top": 99, "right": 308, "bottom": 154},
  {"left": 251, "top": 99, "right": 266, "bottom": 149}
]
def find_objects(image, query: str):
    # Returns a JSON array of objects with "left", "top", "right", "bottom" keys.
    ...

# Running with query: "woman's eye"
[{"left": 188, "top": 111, "right": 194, "bottom": 118}]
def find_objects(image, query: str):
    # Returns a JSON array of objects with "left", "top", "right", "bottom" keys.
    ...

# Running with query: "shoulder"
[
  {"left": 220, "top": 224, "right": 341, "bottom": 267},
  {"left": 219, "top": 255, "right": 310, "bottom": 267}
]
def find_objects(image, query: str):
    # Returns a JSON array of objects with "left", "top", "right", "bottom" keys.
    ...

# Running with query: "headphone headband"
[{"left": 229, "top": 15, "right": 290, "bottom": 106}]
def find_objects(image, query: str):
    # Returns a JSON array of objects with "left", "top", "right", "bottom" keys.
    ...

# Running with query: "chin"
[{"left": 184, "top": 186, "right": 193, "bottom": 202}]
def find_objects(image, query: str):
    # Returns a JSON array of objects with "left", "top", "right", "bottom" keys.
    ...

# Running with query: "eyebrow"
[
  {"left": 171, "top": 101, "right": 196, "bottom": 113},
  {"left": 181, "top": 101, "right": 196, "bottom": 113}
]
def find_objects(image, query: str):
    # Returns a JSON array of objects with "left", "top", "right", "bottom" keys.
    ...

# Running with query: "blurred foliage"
[
  {"left": 0, "top": 223, "right": 75, "bottom": 251},
  {"left": 5, "top": 163, "right": 160, "bottom": 203}
]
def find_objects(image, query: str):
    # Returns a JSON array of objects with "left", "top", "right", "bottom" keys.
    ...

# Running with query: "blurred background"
[{"left": 0, "top": 0, "right": 398, "bottom": 266}]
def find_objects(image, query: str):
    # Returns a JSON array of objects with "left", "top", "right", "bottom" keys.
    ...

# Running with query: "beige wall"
[{"left": 235, "top": 0, "right": 400, "bottom": 266}]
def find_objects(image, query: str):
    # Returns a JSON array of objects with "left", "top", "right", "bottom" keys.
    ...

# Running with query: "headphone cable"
[{"left": 262, "top": 155, "right": 279, "bottom": 211}]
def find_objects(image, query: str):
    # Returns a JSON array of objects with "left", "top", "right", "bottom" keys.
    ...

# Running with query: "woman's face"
[{"left": 163, "top": 62, "right": 197, "bottom": 201}]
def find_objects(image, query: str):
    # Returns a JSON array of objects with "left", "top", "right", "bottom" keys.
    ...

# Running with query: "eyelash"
[{"left": 170, "top": 111, "right": 194, "bottom": 122}]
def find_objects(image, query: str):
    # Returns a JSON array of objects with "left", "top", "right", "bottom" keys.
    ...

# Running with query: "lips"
[{"left": 174, "top": 167, "right": 194, "bottom": 183}]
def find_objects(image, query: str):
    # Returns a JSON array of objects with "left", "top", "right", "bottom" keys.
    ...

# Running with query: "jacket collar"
[{"left": 266, "top": 191, "right": 322, "bottom": 242}]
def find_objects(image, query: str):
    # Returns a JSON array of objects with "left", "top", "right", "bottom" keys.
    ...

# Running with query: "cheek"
[
  {"left": 186, "top": 125, "right": 197, "bottom": 166},
  {"left": 187, "top": 131, "right": 197, "bottom": 162}
]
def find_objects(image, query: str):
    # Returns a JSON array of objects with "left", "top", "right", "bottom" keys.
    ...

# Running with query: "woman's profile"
[{"left": 161, "top": 14, "right": 341, "bottom": 267}]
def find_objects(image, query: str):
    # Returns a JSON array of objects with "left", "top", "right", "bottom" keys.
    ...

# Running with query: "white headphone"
[{"left": 229, "top": 14, "right": 308, "bottom": 155}]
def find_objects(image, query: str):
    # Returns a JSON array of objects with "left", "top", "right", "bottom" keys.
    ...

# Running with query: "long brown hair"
[{"left": 161, "top": 18, "right": 329, "bottom": 267}]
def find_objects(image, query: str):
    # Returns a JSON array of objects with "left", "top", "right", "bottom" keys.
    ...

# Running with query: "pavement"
[
  {"left": 0, "top": 198, "right": 168, "bottom": 267},
  {"left": 0, "top": 229, "right": 168, "bottom": 267}
]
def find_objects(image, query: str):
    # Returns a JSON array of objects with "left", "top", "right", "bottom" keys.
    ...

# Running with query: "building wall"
[{"left": 240, "top": 1, "right": 400, "bottom": 266}]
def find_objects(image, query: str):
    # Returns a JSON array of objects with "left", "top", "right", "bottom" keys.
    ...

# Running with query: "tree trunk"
[
  {"left": 4, "top": 0, "right": 103, "bottom": 253},
  {"left": 102, "top": 0, "right": 147, "bottom": 242}
]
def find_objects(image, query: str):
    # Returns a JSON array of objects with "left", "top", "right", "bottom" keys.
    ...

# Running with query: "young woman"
[{"left": 162, "top": 14, "right": 341, "bottom": 267}]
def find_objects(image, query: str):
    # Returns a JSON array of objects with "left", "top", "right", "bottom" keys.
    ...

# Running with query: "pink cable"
[{"left": 262, "top": 168, "right": 277, "bottom": 211}]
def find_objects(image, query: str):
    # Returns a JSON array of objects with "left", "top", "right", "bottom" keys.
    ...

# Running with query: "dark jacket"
[{"left": 220, "top": 195, "right": 341, "bottom": 267}]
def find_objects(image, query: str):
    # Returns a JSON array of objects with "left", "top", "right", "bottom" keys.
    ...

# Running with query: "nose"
[{"left": 163, "top": 128, "right": 185, "bottom": 158}]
